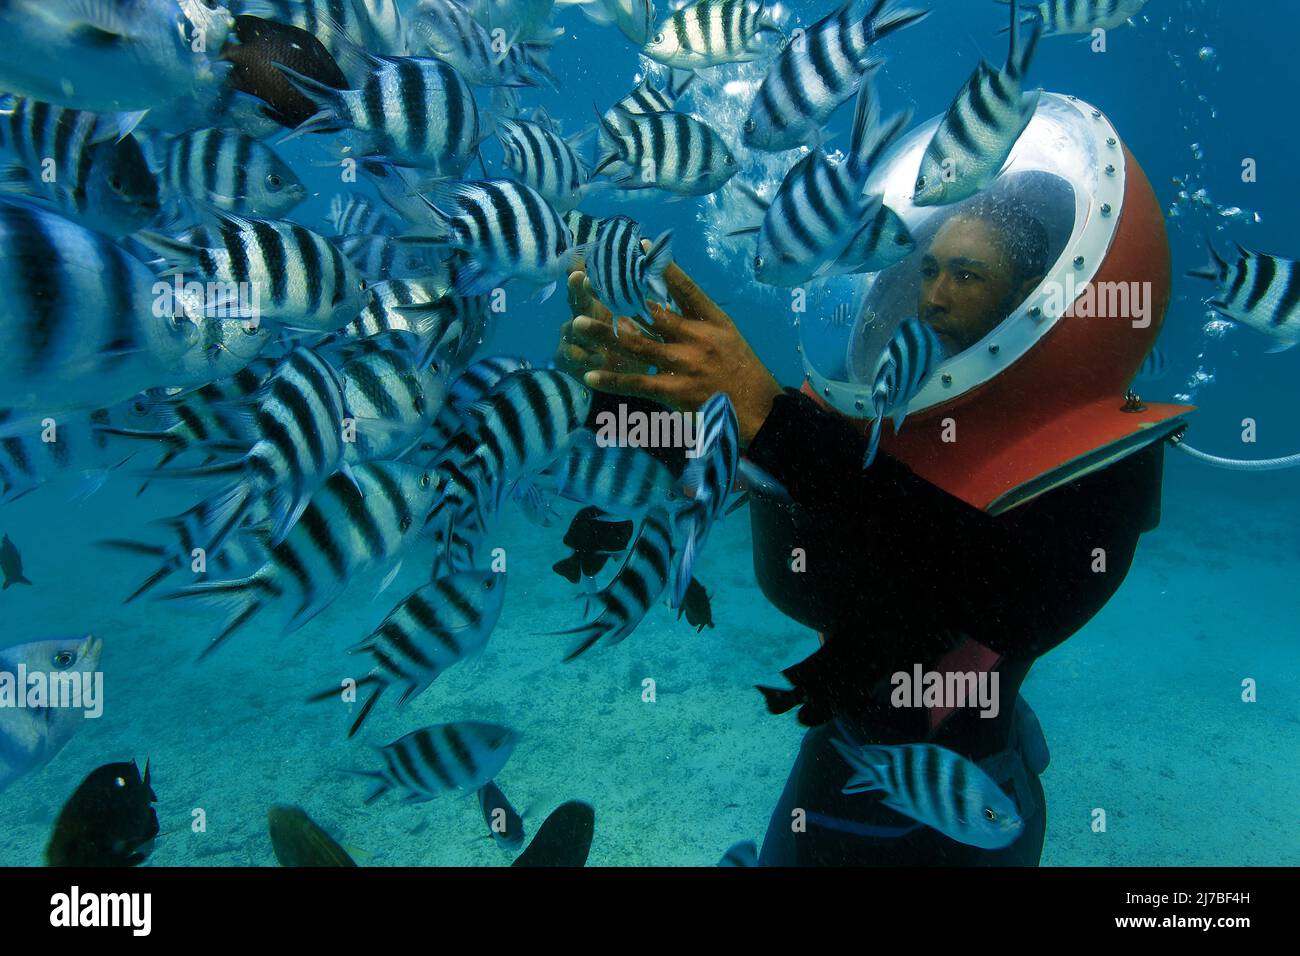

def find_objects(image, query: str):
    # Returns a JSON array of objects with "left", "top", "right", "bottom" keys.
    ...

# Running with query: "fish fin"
[
  {"left": 862, "top": 416, "right": 884, "bottom": 469},
  {"left": 1005, "top": 0, "right": 1041, "bottom": 80},
  {"left": 132, "top": 230, "right": 207, "bottom": 277},
  {"left": 268, "top": 484, "right": 312, "bottom": 546},
  {"left": 0, "top": 164, "right": 36, "bottom": 195},
  {"left": 1265, "top": 341, "right": 1297, "bottom": 354},
  {"left": 733, "top": 180, "right": 771, "bottom": 213},
  {"left": 736, "top": 459, "right": 791, "bottom": 504},
  {"left": 374, "top": 560, "right": 402, "bottom": 600},
  {"left": 272, "top": 64, "right": 346, "bottom": 140},
  {"left": 163, "top": 575, "right": 266, "bottom": 659},
  {"left": 755, "top": 683, "right": 803, "bottom": 715}
]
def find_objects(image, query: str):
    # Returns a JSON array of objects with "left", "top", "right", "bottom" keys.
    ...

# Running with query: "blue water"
[{"left": 1, "top": 0, "right": 1297, "bottom": 866}]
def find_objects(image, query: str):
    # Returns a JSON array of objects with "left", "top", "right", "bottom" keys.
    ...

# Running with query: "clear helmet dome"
[{"left": 798, "top": 92, "right": 1125, "bottom": 419}]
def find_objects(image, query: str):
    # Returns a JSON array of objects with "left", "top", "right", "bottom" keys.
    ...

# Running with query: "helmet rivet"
[
  {"left": 804, "top": 371, "right": 811, "bottom": 380},
  {"left": 1101, "top": 202, "right": 1112, "bottom": 216},
  {"left": 854, "top": 399, "right": 864, "bottom": 411},
  {"left": 941, "top": 373, "right": 953, "bottom": 386},
  {"left": 1029, "top": 305, "right": 1042, "bottom": 318},
  {"left": 1105, "top": 164, "right": 1116, "bottom": 175},
  {"left": 1106, "top": 136, "right": 1117, "bottom": 147},
  {"left": 988, "top": 344, "right": 1000, "bottom": 355},
  {"left": 1091, "top": 109, "right": 1101, "bottom": 118},
  {"left": 823, "top": 387, "right": 831, "bottom": 397},
  {"left": 1068, "top": 95, "right": 1077, "bottom": 101},
  {"left": 1074, "top": 255, "right": 1085, "bottom": 269}
]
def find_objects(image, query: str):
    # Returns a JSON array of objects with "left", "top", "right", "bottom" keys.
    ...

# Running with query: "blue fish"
[
  {"left": 864, "top": 318, "right": 944, "bottom": 468},
  {"left": 831, "top": 738, "right": 1024, "bottom": 849}
]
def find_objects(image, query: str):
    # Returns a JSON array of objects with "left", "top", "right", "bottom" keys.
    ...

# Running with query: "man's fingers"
[
  {"left": 566, "top": 270, "right": 612, "bottom": 322},
  {"left": 572, "top": 314, "right": 675, "bottom": 366},
  {"left": 583, "top": 369, "right": 675, "bottom": 404},
  {"left": 663, "top": 261, "right": 725, "bottom": 322}
]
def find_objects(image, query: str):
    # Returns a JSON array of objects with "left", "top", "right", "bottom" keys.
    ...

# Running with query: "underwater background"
[{"left": 1, "top": 0, "right": 1297, "bottom": 866}]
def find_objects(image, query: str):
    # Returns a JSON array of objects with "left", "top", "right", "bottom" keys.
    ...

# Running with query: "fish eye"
[
  {"left": 895, "top": 232, "right": 910, "bottom": 245},
  {"left": 108, "top": 174, "right": 124, "bottom": 193},
  {"left": 915, "top": 176, "right": 926, "bottom": 189},
  {"left": 266, "top": 173, "right": 283, "bottom": 192},
  {"left": 399, "top": 515, "right": 412, "bottom": 531},
  {"left": 132, "top": 400, "right": 147, "bottom": 415},
  {"left": 114, "top": 776, "right": 127, "bottom": 788},
  {"left": 654, "top": 32, "right": 664, "bottom": 44},
  {"left": 51, "top": 651, "right": 74, "bottom": 668},
  {"left": 984, "top": 807, "right": 997, "bottom": 822},
  {"left": 484, "top": 578, "right": 495, "bottom": 590},
  {"left": 753, "top": 255, "right": 763, "bottom": 271},
  {"left": 743, "top": 119, "right": 756, "bottom": 134},
  {"left": 419, "top": 473, "right": 432, "bottom": 488}
]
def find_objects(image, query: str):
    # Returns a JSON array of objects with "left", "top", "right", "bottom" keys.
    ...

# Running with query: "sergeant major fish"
[
  {"left": 407, "top": 0, "right": 557, "bottom": 88},
  {"left": 912, "top": 0, "right": 1041, "bottom": 207},
  {"left": 311, "top": 568, "right": 506, "bottom": 736},
  {"left": 157, "top": 127, "right": 306, "bottom": 218},
  {"left": 643, "top": 0, "right": 783, "bottom": 69},
  {"left": 1188, "top": 238, "right": 1300, "bottom": 352},
  {"left": 997, "top": 0, "right": 1147, "bottom": 37},
  {"left": 831, "top": 738, "right": 1024, "bottom": 849},
  {"left": 863, "top": 317, "right": 944, "bottom": 468},
  {"left": 595, "top": 107, "right": 737, "bottom": 197},
  {"left": 585, "top": 216, "right": 674, "bottom": 334},
  {"left": 742, "top": 0, "right": 929, "bottom": 153},
  {"left": 0, "top": 96, "right": 161, "bottom": 238},
  {"left": 353, "top": 721, "right": 518, "bottom": 804}
]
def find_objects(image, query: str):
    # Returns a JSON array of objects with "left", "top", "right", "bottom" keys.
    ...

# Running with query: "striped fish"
[
  {"left": 353, "top": 721, "right": 518, "bottom": 804},
  {"left": 1135, "top": 345, "right": 1167, "bottom": 381},
  {"left": 163, "top": 460, "right": 444, "bottom": 657},
  {"left": 0, "top": 198, "right": 197, "bottom": 413},
  {"left": 436, "top": 369, "right": 592, "bottom": 524},
  {"left": 316, "top": 568, "right": 506, "bottom": 736},
  {"left": 171, "top": 313, "right": 276, "bottom": 385},
  {"left": 585, "top": 216, "right": 674, "bottom": 333},
  {"left": 912, "top": 0, "right": 1040, "bottom": 207},
  {"left": 137, "top": 211, "right": 369, "bottom": 332},
  {"left": 159, "top": 128, "right": 305, "bottom": 219},
  {"left": 1188, "top": 239, "right": 1300, "bottom": 351},
  {"left": 335, "top": 233, "right": 444, "bottom": 281},
  {"left": 0, "top": 407, "right": 135, "bottom": 505},
  {"left": 831, "top": 738, "right": 1024, "bottom": 849},
  {"left": 478, "top": 779, "right": 526, "bottom": 851},
  {"left": 643, "top": 0, "right": 783, "bottom": 69},
  {"left": 340, "top": 336, "right": 449, "bottom": 462},
  {"left": 998, "top": 0, "right": 1147, "bottom": 37},
  {"left": 732, "top": 72, "right": 912, "bottom": 286},
  {"left": 328, "top": 193, "right": 395, "bottom": 237},
  {"left": 278, "top": 54, "right": 482, "bottom": 176},
  {"left": 742, "top": 0, "right": 928, "bottom": 153},
  {"left": 414, "top": 355, "right": 534, "bottom": 463},
  {"left": 496, "top": 116, "right": 593, "bottom": 212},
  {"left": 863, "top": 317, "right": 943, "bottom": 468},
  {"left": 99, "top": 358, "right": 275, "bottom": 485},
  {"left": 672, "top": 393, "right": 737, "bottom": 607},
  {"left": 595, "top": 108, "right": 737, "bottom": 197},
  {"left": 576, "top": 0, "right": 656, "bottom": 45},
  {"left": 407, "top": 0, "right": 557, "bottom": 88},
  {"left": 148, "top": 346, "right": 350, "bottom": 553},
  {"left": 416, "top": 179, "right": 574, "bottom": 301},
  {"left": 564, "top": 209, "right": 607, "bottom": 251},
  {"left": 522, "top": 431, "right": 682, "bottom": 522},
  {"left": 355, "top": 0, "right": 406, "bottom": 53},
  {"left": 596, "top": 73, "right": 693, "bottom": 180},
  {"left": 360, "top": 160, "right": 444, "bottom": 225},
  {"left": 327, "top": 278, "right": 479, "bottom": 359},
  {"left": 547, "top": 507, "right": 675, "bottom": 660},
  {"left": 0, "top": 96, "right": 160, "bottom": 238}
]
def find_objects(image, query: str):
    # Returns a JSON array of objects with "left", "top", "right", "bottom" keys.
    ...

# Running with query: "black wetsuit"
[{"left": 743, "top": 389, "right": 1164, "bottom": 865}]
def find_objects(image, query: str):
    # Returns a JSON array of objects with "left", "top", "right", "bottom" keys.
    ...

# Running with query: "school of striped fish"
[{"left": 13, "top": 0, "right": 1287, "bottom": 862}]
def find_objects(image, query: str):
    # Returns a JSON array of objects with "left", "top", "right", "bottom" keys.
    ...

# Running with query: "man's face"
[{"left": 917, "top": 216, "right": 1029, "bottom": 356}]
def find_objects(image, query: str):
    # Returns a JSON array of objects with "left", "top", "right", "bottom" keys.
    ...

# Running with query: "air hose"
[{"left": 1168, "top": 432, "right": 1300, "bottom": 471}]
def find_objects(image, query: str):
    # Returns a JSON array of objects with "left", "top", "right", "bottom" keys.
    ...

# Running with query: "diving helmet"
[{"left": 796, "top": 92, "right": 1193, "bottom": 514}]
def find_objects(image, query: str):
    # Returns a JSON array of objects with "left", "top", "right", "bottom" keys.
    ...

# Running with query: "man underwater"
[{"left": 555, "top": 194, "right": 1167, "bottom": 865}]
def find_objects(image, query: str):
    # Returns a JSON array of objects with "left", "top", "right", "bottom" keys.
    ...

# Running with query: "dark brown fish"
[
  {"left": 222, "top": 15, "right": 348, "bottom": 130},
  {"left": 677, "top": 577, "right": 714, "bottom": 633},
  {"left": 267, "top": 805, "right": 357, "bottom": 867},
  {"left": 1, "top": 533, "right": 31, "bottom": 589},
  {"left": 46, "top": 760, "right": 159, "bottom": 867},
  {"left": 511, "top": 801, "right": 594, "bottom": 867},
  {"left": 553, "top": 508, "right": 634, "bottom": 584}
]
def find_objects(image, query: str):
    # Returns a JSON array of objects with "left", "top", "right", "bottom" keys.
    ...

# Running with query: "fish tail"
[
  {"left": 542, "top": 600, "right": 619, "bottom": 661},
  {"left": 1006, "top": 0, "right": 1041, "bottom": 81},
  {"left": 829, "top": 737, "right": 888, "bottom": 794},
  {"left": 755, "top": 683, "right": 804, "bottom": 715},
  {"left": 866, "top": 0, "right": 931, "bottom": 45},
  {"left": 342, "top": 768, "right": 391, "bottom": 805},
  {"left": 672, "top": 502, "right": 705, "bottom": 610},
  {"left": 348, "top": 684, "right": 385, "bottom": 739},
  {"left": 1187, "top": 234, "right": 1229, "bottom": 281},
  {"left": 163, "top": 574, "right": 269, "bottom": 659},
  {"left": 273, "top": 65, "right": 345, "bottom": 141}
]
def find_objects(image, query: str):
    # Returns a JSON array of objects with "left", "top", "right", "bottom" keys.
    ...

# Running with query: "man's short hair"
[{"left": 949, "top": 195, "right": 1050, "bottom": 283}]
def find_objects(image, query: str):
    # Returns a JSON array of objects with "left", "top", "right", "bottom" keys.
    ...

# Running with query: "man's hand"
[{"left": 559, "top": 255, "right": 783, "bottom": 446}]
